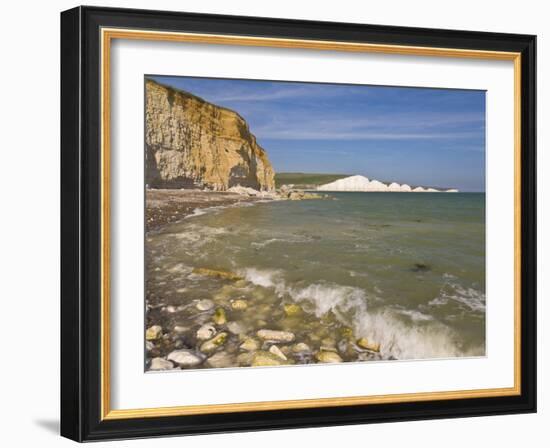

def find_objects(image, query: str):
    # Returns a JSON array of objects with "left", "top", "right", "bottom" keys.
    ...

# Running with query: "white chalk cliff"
[{"left": 317, "top": 175, "right": 458, "bottom": 193}]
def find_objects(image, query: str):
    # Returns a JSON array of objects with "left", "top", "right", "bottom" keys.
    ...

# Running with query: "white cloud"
[
  {"left": 252, "top": 112, "right": 484, "bottom": 141},
  {"left": 204, "top": 84, "right": 367, "bottom": 103}
]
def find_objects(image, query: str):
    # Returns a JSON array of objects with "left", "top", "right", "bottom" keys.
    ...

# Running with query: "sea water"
[{"left": 146, "top": 192, "right": 485, "bottom": 363}]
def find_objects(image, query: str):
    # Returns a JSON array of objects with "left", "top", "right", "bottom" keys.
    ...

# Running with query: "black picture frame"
[{"left": 61, "top": 5, "right": 536, "bottom": 442}]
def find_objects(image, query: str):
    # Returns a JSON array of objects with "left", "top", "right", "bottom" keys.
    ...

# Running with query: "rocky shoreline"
[
  {"left": 144, "top": 188, "right": 386, "bottom": 371},
  {"left": 145, "top": 267, "right": 385, "bottom": 371},
  {"left": 146, "top": 187, "right": 325, "bottom": 233},
  {"left": 146, "top": 189, "right": 258, "bottom": 233}
]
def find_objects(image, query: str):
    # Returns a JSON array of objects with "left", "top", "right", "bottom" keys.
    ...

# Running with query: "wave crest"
[
  {"left": 240, "top": 268, "right": 478, "bottom": 360},
  {"left": 429, "top": 275, "right": 486, "bottom": 313}
]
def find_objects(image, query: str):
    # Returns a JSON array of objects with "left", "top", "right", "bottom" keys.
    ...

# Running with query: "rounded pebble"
[
  {"left": 196, "top": 299, "right": 215, "bottom": 311},
  {"left": 149, "top": 357, "right": 174, "bottom": 370},
  {"left": 167, "top": 349, "right": 204, "bottom": 367}
]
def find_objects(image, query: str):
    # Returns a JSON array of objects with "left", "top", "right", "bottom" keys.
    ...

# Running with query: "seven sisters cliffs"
[{"left": 144, "top": 78, "right": 484, "bottom": 372}]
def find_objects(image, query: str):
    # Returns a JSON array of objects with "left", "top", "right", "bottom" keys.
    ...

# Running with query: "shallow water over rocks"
[{"left": 145, "top": 193, "right": 486, "bottom": 371}]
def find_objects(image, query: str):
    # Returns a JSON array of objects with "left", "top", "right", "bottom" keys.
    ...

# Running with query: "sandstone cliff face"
[{"left": 145, "top": 79, "right": 275, "bottom": 191}]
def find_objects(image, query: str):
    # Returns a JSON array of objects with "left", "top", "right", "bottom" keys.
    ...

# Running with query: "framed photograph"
[{"left": 60, "top": 6, "right": 536, "bottom": 441}]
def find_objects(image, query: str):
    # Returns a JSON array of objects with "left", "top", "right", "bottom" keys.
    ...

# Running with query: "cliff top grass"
[{"left": 275, "top": 173, "right": 350, "bottom": 188}]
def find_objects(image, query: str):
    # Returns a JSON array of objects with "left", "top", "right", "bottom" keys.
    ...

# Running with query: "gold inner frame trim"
[{"left": 100, "top": 27, "right": 522, "bottom": 421}]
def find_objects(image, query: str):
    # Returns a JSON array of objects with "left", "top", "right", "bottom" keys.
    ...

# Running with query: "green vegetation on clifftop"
[{"left": 275, "top": 173, "right": 350, "bottom": 189}]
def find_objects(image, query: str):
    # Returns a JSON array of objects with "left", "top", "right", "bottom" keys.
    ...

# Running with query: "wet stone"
[
  {"left": 240, "top": 338, "right": 260, "bottom": 352},
  {"left": 321, "top": 337, "right": 337, "bottom": 349},
  {"left": 196, "top": 324, "right": 216, "bottom": 340},
  {"left": 251, "top": 351, "right": 284, "bottom": 367},
  {"left": 193, "top": 313, "right": 214, "bottom": 325},
  {"left": 167, "top": 349, "right": 203, "bottom": 367},
  {"left": 340, "top": 327, "right": 354, "bottom": 339},
  {"left": 338, "top": 339, "right": 352, "bottom": 355},
  {"left": 294, "top": 351, "right": 314, "bottom": 364},
  {"left": 357, "top": 338, "right": 381, "bottom": 352},
  {"left": 292, "top": 342, "right": 311, "bottom": 353},
  {"left": 237, "top": 351, "right": 255, "bottom": 366},
  {"left": 149, "top": 357, "right": 174, "bottom": 371},
  {"left": 411, "top": 263, "right": 431, "bottom": 272},
  {"left": 257, "top": 329, "right": 295, "bottom": 343},
  {"left": 230, "top": 299, "right": 248, "bottom": 311},
  {"left": 357, "top": 351, "right": 383, "bottom": 362},
  {"left": 283, "top": 303, "right": 302, "bottom": 317},
  {"left": 196, "top": 299, "right": 215, "bottom": 311},
  {"left": 315, "top": 351, "right": 343, "bottom": 363},
  {"left": 213, "top": 308, "right": 227, "bottom": 325},
  {"left": 146, "top": 325, "right": 163, "bottom": 341},
  {"left": 206, "top": 351, "right": 235, "bottom": 368},
  {"left": 200, "top": 332, "right": 228, "bottom": 353},
  {"left": 280, "top": 345, "right": 292, "bottom": 356},
  {"left": 226, "top": 321, "right": 247, "bottom": 335},
  {"left": 269, "top": 345, "right": 287, "bottom": 361}
]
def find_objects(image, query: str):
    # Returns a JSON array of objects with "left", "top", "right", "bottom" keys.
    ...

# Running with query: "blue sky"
[{"left": 149, "top": 75, "right": 486, "bottom": 191}]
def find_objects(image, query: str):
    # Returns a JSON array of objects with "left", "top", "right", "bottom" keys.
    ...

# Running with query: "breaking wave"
[
  {"left": 240, "top": 268, "right": 477, "bottom": 360},
  {"left": 429, "top": 274, "right": 486, "bottom": 313}
]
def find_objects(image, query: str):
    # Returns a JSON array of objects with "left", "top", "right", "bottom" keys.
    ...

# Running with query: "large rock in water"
[{"left": 145, "top": 79, "right": 275, "bottom": 191}]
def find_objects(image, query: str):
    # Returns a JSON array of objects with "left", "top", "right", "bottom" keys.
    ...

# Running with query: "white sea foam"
[
  {"left": 353, "top": 310, "right": 467, "bottom": 359},
  {"left": 184, "top": 208, "right": 208, "bottom": 219},
  {"left": 166, "top": 263, "right": 192, "bottom": 275},
  {"left": 394, "top": 308, "right": 434, "bottom": 322},
  {"left": 429, "top": 276, "right": 486, "bottom": 313},
  {"left": 240, "top": 267, "right": 472, "bottom": 360},
  {"left": 251, "top": 238, "right": 279, "bottom": 249},
  {"left": 173, "top": 230, "right": 203, "bottom": 243},
  {"left": 290, "top": 283, "right": 368, "bottom": 319},
  {"left": 171, "top": 225, "right": 228, "bottom": 253},
  {"left": 250, "top": 234, "right": 315, "bottom": 249},
  {"left": 182, "top": 199, "right": 258, "bottom": 222},
  {"left": 241, "top": 268, "right": 280, "bottom": 288}
]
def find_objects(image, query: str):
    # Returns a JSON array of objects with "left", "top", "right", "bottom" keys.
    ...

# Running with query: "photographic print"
[
  {"left": 61, "top": 9, "right": 536, "bottom": 440},
  {"left": 144, "top": 76, "right": 486, "bottom": 371}
]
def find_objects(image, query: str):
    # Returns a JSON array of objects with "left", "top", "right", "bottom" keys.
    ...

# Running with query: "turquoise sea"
[{"left": 146, "top": 192, "right": 485, "bottom": 364}]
